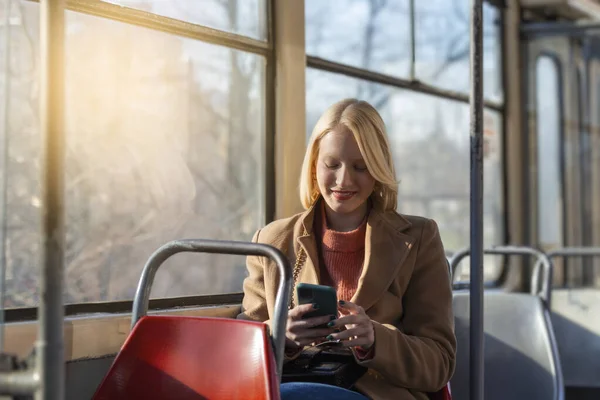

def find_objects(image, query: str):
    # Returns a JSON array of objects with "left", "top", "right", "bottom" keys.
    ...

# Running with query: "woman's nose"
[{"left": 336, "top": 166, "right": 353, "bottom": 187}]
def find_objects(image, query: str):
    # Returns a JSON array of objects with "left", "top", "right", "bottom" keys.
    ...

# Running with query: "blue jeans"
[{"left": 280, "top": 382, "right": 369, "bottom": 400}]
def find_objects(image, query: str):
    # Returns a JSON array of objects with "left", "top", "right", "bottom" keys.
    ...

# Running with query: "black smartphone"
[{"left": 296, "top": 283, "right": 338, "bottom": 321}]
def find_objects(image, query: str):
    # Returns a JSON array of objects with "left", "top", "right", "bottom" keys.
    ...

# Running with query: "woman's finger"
[
  {"left": 291, "top": 314, "right": 336, "bottom": 329},
  {"left": 338, "top": 300, "right": 364, "bottom": 315},
  {"left": 327, "top": 313, "right": 362, "bottom": 328},
  {"left": 288, "top": 303, "right": 318, "bottom": 320},
  {"left": 326, "top": 325, "right": 370, "bottom": 342},
  {"left": 288, "top": 327, "right": 335, "bottom": 340},
  {"left": 288, "top": 329, "right": 335, "bottom": 348}
]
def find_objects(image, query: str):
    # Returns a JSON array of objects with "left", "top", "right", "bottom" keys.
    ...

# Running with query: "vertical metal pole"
[
  {"left": 409, "top": 0, "right": 416, "bottom": 80},
  {"left": 580, "top": 39, "right": 593, "bottom": 284},
  {"left": 469, "top": 0, "right": 484, "bottom": 399},
  {"left": 264, "top": 0, "right": 275, "bottom": 224},
  {"left": 0, "top": 0, "right": 13, "bottom": 352},
  {"left": 37, "top": 0, "right": 65, "bottom": 399}
]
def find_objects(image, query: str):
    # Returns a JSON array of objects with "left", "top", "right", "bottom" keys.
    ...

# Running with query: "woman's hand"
[
  {"left": 326, "top": 300, "right": 375, "bottom": 350},
  {"left": 285, "top": 303, "right": 336, "bottom": 349}
]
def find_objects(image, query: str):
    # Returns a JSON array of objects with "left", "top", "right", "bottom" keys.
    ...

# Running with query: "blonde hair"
[{"left": 299, "top": 98, "right": 398, "bottom": 211}]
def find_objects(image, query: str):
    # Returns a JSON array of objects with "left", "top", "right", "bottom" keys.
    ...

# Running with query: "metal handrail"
[
  {"left": 130, "top": 239, "right": 292, "bottom": 380},
  {"left": 532, "top": 247, "right": 600, "bottom": 298},
  {"left": 450, "top": 246, "right": 554, "bottom": 306}
]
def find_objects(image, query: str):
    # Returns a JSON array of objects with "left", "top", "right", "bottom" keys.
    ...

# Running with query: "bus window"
[{"left": 535, "top": 56, "right": 563, "bottom": 249}]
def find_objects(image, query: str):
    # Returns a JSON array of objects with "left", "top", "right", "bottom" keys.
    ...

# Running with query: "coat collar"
[{"left": 292, "top": 197, "right": 415, "bottom": 311}]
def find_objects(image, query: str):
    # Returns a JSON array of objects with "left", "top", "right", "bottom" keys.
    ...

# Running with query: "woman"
[{"left": 238, "top": 99, "right": 456, "bottom": 400}]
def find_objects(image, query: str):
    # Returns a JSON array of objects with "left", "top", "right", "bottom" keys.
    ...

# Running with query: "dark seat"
[
  {"left": 92, "top": 315, "right": 280, "bottom": 400},
  {"left": 451, "top": 291, "right": 564, "bottom": 400}
]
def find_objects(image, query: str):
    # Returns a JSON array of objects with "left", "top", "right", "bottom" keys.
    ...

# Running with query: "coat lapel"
[
  {"left": 288, "top": 199, "right": 415, "bottom": 311},
  {"left": 350, "top": 209, "right": 415, "bottom": 311}
]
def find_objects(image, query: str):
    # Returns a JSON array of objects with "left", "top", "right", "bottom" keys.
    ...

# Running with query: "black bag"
[{"left": 281, "top": 341, "right": 368, "bottom": 389}]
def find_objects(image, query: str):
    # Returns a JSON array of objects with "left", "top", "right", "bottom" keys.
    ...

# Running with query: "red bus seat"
[
  {"left": 429, "top": 383, "right": 452, "bottom": 400},
  {"left": 92, "top": 316, "right": 280, "bottom": 400}
]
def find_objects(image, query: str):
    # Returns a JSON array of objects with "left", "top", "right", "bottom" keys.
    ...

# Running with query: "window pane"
[
  {"left": 3, "top": 3, "right": 264, "bottom": 307},
  {"left": 306, "top": 0, "right": 503, "bottom": 103},
  {"left": 306, "top": 68, "right": 503, "bottom": 281},
  {"left": 2, "top": 1, "right": 42, "bottom": 308},
  {"left": 415, "top": 0, "right": 502, "bottom": 102},
  {"left": 536, "top": 56, "right": 562, "bottom": 248},
  {"left": 104, "top": 0, "right": 267, "bottom": 40},
  {"left": 305, "top": 0, "right": 411, "bottom": 77}
]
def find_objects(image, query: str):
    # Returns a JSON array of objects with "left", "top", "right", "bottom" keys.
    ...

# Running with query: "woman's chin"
[{"left": 324, "top": 198, "right": 364, "bottom": 215}]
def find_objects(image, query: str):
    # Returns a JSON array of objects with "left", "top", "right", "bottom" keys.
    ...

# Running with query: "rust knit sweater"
[{"left": 316, "top": 203, "right": 367, "bottom": 302}]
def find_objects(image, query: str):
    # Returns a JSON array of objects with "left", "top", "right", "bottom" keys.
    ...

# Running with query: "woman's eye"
[
  {"left": 325, "top": 163, "right": 339, "bottom": 169},
  {"left": 355, "top": 166, "right": 368, "bottom": 172}
]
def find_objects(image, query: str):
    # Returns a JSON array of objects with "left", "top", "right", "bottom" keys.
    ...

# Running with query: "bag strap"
[{"left": 288, "top": 228, "right": 308, "bottom": 310}]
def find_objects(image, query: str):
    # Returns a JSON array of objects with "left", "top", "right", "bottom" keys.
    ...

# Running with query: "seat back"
[
  {"left": 451, "top": 291, "right": 564, "bottom": 400},
  {"left": 93, "top": 316, "right": 279, "bottom": 400}
]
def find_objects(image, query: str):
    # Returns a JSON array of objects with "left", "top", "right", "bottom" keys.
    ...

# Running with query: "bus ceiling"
[
  {"left": 520, "top": 0, "right": 600, "bottom": 38},
  {"left": 520, "top": 0, "right": 600, "bottom": 21}
]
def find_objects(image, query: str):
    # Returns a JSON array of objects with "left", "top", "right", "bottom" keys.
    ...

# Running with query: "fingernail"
[
  {"left": 327, "top": 321, "right": 335, "bottom": 327},
  {"left": 329, "top": 315, "right": 336, "bottom": 320},
  {"left": 312, "top": 303, "right": 319, "bottom": 309},
  {"left": 339, "top": 300, "right": 345, "bottom": 306},
  {"left": 326, "top": 335, "right": 334, "bottom": 341}
]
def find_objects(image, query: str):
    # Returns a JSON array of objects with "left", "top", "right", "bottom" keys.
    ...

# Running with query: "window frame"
[
  {"left": 2, "top": 0, "right": 506, "bottom": 318},
  {"left": 5, "top": 0, "right": 284, "bottom": 313}
]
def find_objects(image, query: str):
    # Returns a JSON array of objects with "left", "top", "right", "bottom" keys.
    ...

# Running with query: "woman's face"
[{"left": 316, "top": 127, "right": 376, "bottom": 220}]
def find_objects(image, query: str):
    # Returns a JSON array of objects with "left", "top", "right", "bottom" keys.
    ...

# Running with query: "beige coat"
[{"left": 238, "top": 202, "right": 456, "bottom": 400}]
